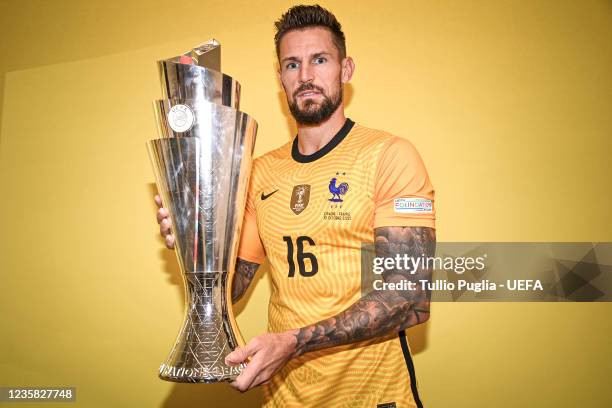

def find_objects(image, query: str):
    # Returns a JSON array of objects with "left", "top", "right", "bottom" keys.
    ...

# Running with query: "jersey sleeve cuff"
[
  {"left": 373, "top": 216, "right": 436, "bottom": 229},
  {"left": 237, "top": 249, "right": 266, "bottom": 264}
]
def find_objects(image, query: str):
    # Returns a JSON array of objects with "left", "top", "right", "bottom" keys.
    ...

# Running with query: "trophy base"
[
  {"left": 158, "top": 363, "right": 243, "bottom": 384},
  {"left": 158, "top": 374, "right": 237, "bottom": 384}
]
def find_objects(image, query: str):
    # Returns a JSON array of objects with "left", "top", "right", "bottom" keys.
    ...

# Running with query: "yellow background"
[{"left": 1, "top": 0, "right": 611, "bottom": 407}]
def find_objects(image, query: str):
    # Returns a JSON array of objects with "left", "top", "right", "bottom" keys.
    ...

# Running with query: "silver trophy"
[{"left": 147, "top": 40, "right": 257, "bottom": 383}]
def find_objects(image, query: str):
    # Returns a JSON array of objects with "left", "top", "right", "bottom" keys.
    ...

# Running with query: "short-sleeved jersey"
[{"left": 238, "top": 119, "right": 435, "bottom": 408}]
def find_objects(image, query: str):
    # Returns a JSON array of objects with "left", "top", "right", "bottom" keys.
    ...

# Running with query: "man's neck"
[{"left": 295, "top": 107, "right": 347, "bottom": 156}]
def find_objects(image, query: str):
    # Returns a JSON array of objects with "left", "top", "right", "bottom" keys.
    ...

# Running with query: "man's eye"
[
  {"left": 314, "top": 57, "right": 327, "bottom": 64},
  {"left": 286, "top": 62, "right": 298, "bottom": 70}
]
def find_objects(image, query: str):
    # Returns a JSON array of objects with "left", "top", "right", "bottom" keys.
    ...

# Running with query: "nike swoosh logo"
[{"left": 261, "top": 189, "right": 279, "bottom": 201}]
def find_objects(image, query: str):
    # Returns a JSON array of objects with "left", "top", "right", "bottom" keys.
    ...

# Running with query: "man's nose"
[{"left": 298, "top": 63, "right": 314, "bottom": 83}]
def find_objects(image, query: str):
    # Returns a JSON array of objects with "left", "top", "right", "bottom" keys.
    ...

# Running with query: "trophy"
[{"left": 147, "top": 40, "right": 257, "bottom": 383}]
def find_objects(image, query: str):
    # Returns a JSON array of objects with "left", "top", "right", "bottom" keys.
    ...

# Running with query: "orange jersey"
[{"left": 238, "top": 119, "right": 435, "bottom": 408}]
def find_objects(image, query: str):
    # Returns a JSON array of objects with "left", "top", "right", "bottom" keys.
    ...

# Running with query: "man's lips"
[{"left": 296, "top": 90, "right": 321, "bottom": 98}]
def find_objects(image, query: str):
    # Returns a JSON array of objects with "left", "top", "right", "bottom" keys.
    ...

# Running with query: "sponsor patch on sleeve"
[{"left": 394, "top": 197, "right": 433, "bottom": 213}]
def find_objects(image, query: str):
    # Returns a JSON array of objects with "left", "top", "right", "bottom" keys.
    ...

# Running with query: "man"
[{"left": 156, "top": 5, "right": 436, "bottom": 407}]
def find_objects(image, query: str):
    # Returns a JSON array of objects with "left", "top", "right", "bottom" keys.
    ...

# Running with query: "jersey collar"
[{"left": 291, "top": 118, "right": 355, "bottom": 164}]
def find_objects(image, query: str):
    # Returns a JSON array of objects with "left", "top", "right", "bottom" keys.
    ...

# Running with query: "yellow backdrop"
[{"left": 1, "top": 0, "right": 611, "bottom": 407}]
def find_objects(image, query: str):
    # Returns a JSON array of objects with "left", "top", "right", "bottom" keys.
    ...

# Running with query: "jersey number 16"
[{"left": 282, "top": 236, "right": 319, "bottom": 277}]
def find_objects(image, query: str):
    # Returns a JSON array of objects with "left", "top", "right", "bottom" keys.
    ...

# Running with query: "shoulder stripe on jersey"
[
  {"left": 399, "top": 330, "right": 424, "bottom": 408},
  {"left": 291, "top": 118, "right": 355, "bottom": 163}
]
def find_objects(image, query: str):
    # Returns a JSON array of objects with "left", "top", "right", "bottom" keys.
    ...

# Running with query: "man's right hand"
[{"left": 155, "top": 195, "right": 175, "bottom": 249}]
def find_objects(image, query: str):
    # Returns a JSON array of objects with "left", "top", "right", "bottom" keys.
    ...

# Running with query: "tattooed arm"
[
  {"left": 292, "top": 226, "right": 435, "bottom": 356},
  {"left": 231, "top": 258, "right": 260, "bottom": 304},
  {"left": 226, "top": 226, "right": 435, "bottom": 392}
]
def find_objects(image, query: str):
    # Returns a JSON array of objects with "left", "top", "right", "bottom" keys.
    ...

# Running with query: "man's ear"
[{"left": 341, "top": 57, "right": 355, "bottom": 84}]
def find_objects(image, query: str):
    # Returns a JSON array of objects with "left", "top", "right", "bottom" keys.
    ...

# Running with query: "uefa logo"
[{"left": 167, "top": 104, "right": 195, "bottom": 133}]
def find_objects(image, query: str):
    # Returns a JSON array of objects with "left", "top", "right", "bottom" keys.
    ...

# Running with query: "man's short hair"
[{"left": 274, "top": 4, "right": 346, "bottom": 60}]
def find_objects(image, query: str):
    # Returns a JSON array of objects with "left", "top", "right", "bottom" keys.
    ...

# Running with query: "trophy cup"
[{"left": 147, "top": 40, "right": 257, "bottom": 383}]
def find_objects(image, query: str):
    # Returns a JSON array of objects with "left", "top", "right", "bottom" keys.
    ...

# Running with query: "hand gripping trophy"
[{"left": 147, "top": 40, "right": 257, "bottom": 383}]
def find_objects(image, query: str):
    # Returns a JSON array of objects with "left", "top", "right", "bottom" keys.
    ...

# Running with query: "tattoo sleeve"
[
  {"left": 231, "top": 258, "right": 260, "bottom": 303},
  {"left": 292, "top": 226, "right": 436, "bottom": 356}
]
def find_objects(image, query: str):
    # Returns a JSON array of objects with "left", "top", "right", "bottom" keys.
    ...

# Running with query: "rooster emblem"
[{"left": 328, "top": 177, "right": 349, "bottom": 202}]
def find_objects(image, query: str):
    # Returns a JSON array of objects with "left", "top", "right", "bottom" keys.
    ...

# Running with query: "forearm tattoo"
[
  {"left": 231, "top": 258, "right": 260, "bottom": 303},
  {"left": 293, "top": 227, "right": 436, "bottom": 356}
]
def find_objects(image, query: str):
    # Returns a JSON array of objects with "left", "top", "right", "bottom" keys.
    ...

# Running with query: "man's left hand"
[{"left": 225, "top": 331, "right": 298, "bottom": 392}]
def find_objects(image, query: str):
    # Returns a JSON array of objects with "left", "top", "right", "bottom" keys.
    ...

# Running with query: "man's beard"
[{"left": 288, "top": 82, "right": 343, "bottom": 125}]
